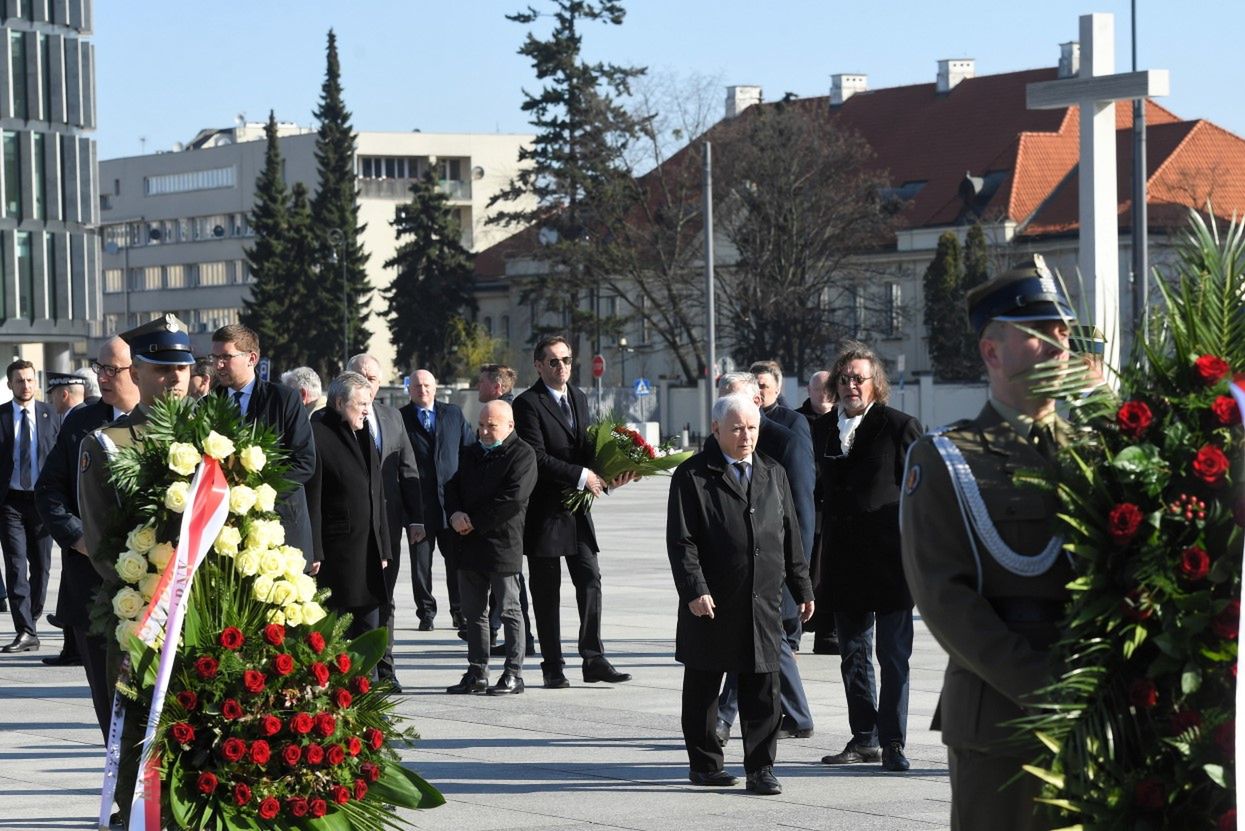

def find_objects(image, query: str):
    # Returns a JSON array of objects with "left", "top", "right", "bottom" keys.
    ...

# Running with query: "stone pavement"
[{"left": 0, "top": 476, "right": 953, "bottom": 830}]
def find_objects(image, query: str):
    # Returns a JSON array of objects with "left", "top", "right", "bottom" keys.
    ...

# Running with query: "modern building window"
[
  {"left": 39, "top": 33, "right": 51, "bottom": 120},
  {"left": 501, "top": 314, "right": 510, "bottom": 341},
  {"left": 46, "top": 231, "right": 56, "bottom": 320},
  {"left": 103, "top": 267, "right": 123, "bottom": 293},
  {"left": 3, "top": 132, "right": 21, "bottom": 217},
  {"left": 198, "top": 261, "right": 228, "bottom": 286},
  {"left": 144, "top": 166, "right": 236, "bottom": 196},
  {"left": 10, "top": 32, "right": 27, "bottom": 120},
  {"left": 165, "top": 264, "right": 186, "bottom": 289},
  {"left": 884, "top": 282, "right": 902, "bottom": 337},
  {"left": 16, "top": 231, "right": 32, "bottom": 320},
  {"left": 32, "top": 133, "right": 46, "bottom": 219}
]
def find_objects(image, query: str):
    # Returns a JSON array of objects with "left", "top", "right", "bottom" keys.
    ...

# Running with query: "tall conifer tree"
[
  {"left": 240, "top": 112, "right": 294, "bottom": 365},
  {"left": 923, "top": 231, "right": 971, "bottom": 380},
  {"left": 284, "top": 182, "right": 319, "bottom": 372}
]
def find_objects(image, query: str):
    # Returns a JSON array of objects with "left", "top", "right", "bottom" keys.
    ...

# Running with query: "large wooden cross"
[{"left": 1027, "top": 13, "right": 1168, "bottom": 371}]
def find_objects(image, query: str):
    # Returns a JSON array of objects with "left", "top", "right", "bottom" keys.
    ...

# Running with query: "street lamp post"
[
  {"left": 326, "top": 228, "right": 348, "bottom": 370},
  {"left": 618, "top": 336, "right": 628, "bottom": 387}
]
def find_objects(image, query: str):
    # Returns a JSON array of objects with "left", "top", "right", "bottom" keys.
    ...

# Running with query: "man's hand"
[
  {"left": 407, "top": 524, "right": 426, "bottom": 545},
  {"left": 688, "top": 594, "right": 716, "bottom": 619},
  {"left": 382, "top": 559, "right": 389, "bottom": 570},
  {"left": 449, "top": 512, "right": 473, "bottom": 535},
  {"left": 308, "top": 561, "right": 321, "bottom": 576},
  {"left": 798, "top": 600, "right": 815, "bottom": 623},
  {"left": 610, "top": 470, "right": 639, "bottom": 488},
  {"left": 585, "top": 470, "right": 605, "bottom": 497}
]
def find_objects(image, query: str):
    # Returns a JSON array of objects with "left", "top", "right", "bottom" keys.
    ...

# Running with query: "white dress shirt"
[{"left": 837, "top": 402, "right": 873, "bottom": 455}]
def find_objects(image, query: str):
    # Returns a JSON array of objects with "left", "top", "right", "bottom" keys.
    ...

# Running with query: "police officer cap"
[
  {"left": 46, "top": 371, "right": 86, "bottom": 389},
  {"left": 965, "top": 254, "right": 1075, "bottom": 336},
  {"left": 121, "top": 314, "right": 196, "bottom": 366},
  {"left": 1070, "top": 324, "right": 1107, "bottom": 355}
]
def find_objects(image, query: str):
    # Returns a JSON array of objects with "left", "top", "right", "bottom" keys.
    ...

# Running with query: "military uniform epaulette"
[{"left": 925, "top": 418, "right": 975, "bottom": 438}]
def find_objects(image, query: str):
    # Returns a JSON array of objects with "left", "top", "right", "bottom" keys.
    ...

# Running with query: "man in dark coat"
[
  {"left": 211, "top": 324, "right": 317, "bottom": 572},
  {"left": 444, "top": 400, "right": 537, "bottom": 695},
  {"left": 401, "top": 369, "right": 474, "bottom": 631},
  {"left": 813, "top": 341, "right": 923, "bottom": 773},
  {"left": 307, "top": 372, "right": 392, "bottom": 642},
  {"left": 513, "top": 334, "right": 635, "bottom": 689},
  {"left": 667, "top": 392, "right": 814, "bottom": 795},
  {"left": 795, "top": 369, "right": 838, "bottom": 654}
]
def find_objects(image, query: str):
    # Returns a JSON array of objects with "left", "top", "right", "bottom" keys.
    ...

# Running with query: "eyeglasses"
[
  {"left": 209, "top": 352, "right": 246, "bottom": 364},
  {"left": 91, "top": 361, "right": 132, "bottom": 378},
  {"left": 837, "top": 373, "right": 872, "bottom": 387},
  {"left": 545, "top": 356, "right": 573, "bottom": 368}
]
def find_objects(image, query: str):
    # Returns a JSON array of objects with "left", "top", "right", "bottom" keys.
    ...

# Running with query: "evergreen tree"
[
  {"left": 240, "top": 112, "right": 293, "bottom": 366},
  {"left": 284, "top": 183, "right": 320, "bottom": 373},
  {"left": 308, "top": 29, "right": 370, "bottom": 376},
  {"left": 963, "top": 222, "right": 990, "bottom": 291},
  {"left": 383, "top": 173, "right": 477, "bottom": 379},
  {"left": 922, "top": 231, "right": 974, "bottom": 380}
]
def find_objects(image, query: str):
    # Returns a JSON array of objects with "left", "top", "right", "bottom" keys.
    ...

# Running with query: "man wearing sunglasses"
[{"left": 513, "top": 335, "right": 635, "bottom": 688}]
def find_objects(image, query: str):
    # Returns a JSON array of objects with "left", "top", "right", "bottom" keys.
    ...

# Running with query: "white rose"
[
  {"left": 280, "top": 546, "right": 304, "bottom": 572},
  {"left": 294, "top": 573, "right": 317, "bottom": 603},
  {"left": 201, "top": 430, "right": 236, "bottom": 461},
  {"left": 167, "top": 442, "right": 201, "bottom": 476},
  {"left": 239, "top": 445, "right": 267, "bottom": 473},
  {"left": 235, "top": 549, "right": 260, "bottom": 577},
  {"left": 266, "top": 608, "right": 285, "bottom": 626},
  {"left": 126, "top": 525, "right": 157, "bottom": 555},
  {"left": 269, "top": 580, "right": 297, "bottom": 606},
  {"left": 246, "top": 519, "right": 284, "bottom": 550},
  {"left": 258, "top": 549, "right": 285, "bottom": 579},
  {"left": 147, "top": 542, "right": 175, "bottom": 571},
  {"left": 228, "top": 485, "right": 257, "bottom": 516},
  {"left": 282, "top": 603, "right": 304, "bottom": 627},
  {"left": 251, "top": 575, "right": 275, "bottom": 603},
  {"left": 138, "top": 573, "right": 161, "bottom": 602},
  {"left": 254, "top": 483, "right": 278, "bottom": 514},
  {"left": 164, "top": 481, "right": 190, "bottom": 513},
  {"left": 214, "top": 525, "right": 242, "bottom": 556},
  {"left": 115, "top": 620, "right": 138, "bottom": 647},
  {"left": 112, "top": 587, "right": 146, "bottom": 620},
  {"left": 300, "top": 601, "right": 326, "bottom": 626},
  {"left": 115, "top": 551, "right": 148, "bottom": 584}
]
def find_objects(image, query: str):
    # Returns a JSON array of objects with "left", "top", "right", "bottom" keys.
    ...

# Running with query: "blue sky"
[{"left": 95, "top": 1, "right": 1243, "bottom": 160}]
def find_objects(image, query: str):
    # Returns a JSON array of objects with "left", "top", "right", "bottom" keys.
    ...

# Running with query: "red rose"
[
  {"left": 1115, "top": 400, "right": 1154, "bottom": 439},
  {"left": 243, "top": 669, "right": 267, "bottom": 694},
  {"left": 354, "top": 778, "right": 368, "bottom": 801},
  {"left": 1127, "top": 679, "right": 1157, "bottom": 710},
  {"left": 1221, "top": 809, "right": 1237, "bottom": 831},
  {"left": 1108, "top": 503, "right": 1144, "bottom": 545},
  {"left": 347, "top": 736, "right": 362, "bottom": 756},
  {"left": 326, "top": 743, "right": 345, "bottom": 765},
  {"left": 257, "top": 797, "right": 280, "bottom": 820},
  {"left": 219, "top": 626, "right": 245, "bottom": 650},
  {"left": 233, "top": 782, "right": 252, "bottom": 806},
  {"left": 1215, "top": 721, "right": 1235, "bottom": 757},
  {"left": 334, "top": 688, "right": 353, "bottom": 709},
  {"left": 315, "top": 712, "right": 336, "bottom": 738},
  {"left": 1169, "top": 709, "right": 1202, "bottom": 735},
  {"left": 263, "top": 623, "right": 286, "bottom": 646},
  {"left": 170, "top": 722, "right": 195, "bottom": 745},
  {"left": 221, "top": 737, "right": 247, "bottom": 762},
  {"left": 309, "top": 798, "right": 327, "bottom": 818},
  {"left": 1192, "top": 444, "right": 1230, "bottom": 486},
  {"left": 175, "top": 690, "right": 198, "bottom": 711},
  {"left": 196, "top": 772, "right": 218, "bottom": 794},
  {"left": 1213, "top": 600, "right": 1240, "bottom": 640},
  {"left": 353, "top": 675, "right": 371, "bottom": 695},
  {"left": 290, "top": 712, "right": 314, "bottom": 735},
  {"left": 310, "top": 662, "right": 331, "bottom": 688},
  {"left": 286, "top": 796, "right": 309, "bottom": 818},
  {"left": 281, "top": 743, "right": 302, "bottom": 767},
  {"left": 305, "top": 743, "right": 324, "bottom": 766},
  {"left": 249, "top": 739, "right": 271, "bottom": 765},
  {"left": 334, "top": 653, "right": 352, "bottom": 674},
  {"left": 331, "top": 784, "right": 350, "bottom": 805},
  {"left": 1134, "top": 777, "right": 1164, "bottom": 811},
  {"left": 307, "top": 631, "right": 326, "bottom": 654},
  {"left": 360, "top": 761, "right": 381, "bottom": 783},
  {"left": 1179, "top": 546, "right": 1211, "bottom": 582},
  {"left": 194, "top": 655, "right": 219, "bottom": 680},
  {"left": 1212, "top": 395, "right": 1242, "bottom": 426},
  {"left": 1194, "top": 354, "right": 1231, "bottom": 385},
  {"left": 366, "top": 727, "right": 384, "bottom": 750},
  {"left": 261, "top": 715, "right": 282, "bottom": 736},
  {"left": 273, "top": 653, "right": 295, "bottom": 676},
  {"left": 1121, "top": 589, "right": 1154, "bottom": 622},
  {"left": 221, "top": 698, "right": 243, "bottom": 720}
]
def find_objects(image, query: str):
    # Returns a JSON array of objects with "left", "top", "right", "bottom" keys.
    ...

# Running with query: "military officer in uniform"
[{"left": 900, "top": 255, "right": 1075, "bottom": 831}]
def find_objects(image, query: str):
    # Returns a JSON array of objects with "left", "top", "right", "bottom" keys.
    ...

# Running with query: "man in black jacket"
[{"left": 444, "top": 400, "right": 537, "bottom": 695}]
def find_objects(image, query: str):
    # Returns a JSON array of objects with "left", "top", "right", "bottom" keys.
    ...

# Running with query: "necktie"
[
  {"left": 1032, "top": 423, "right": 1058, "bottom": 463},
  {"left": 368, "top": 417, "right": 381, "bottom": 451},
  {"left": 559, "top": 395, "right": 574, "bottom": 429},
  {"left": 18, "top": 408, "right": 31, "bottom": 490},
  {"left": 733, "top": 460, "right": 750, "bottom": 486},
  {"left": 420, "top": 409, "right": 433, "bottom": 434},
  {"left": 233, "top": 389, "right": 244, "bottom": 412}
]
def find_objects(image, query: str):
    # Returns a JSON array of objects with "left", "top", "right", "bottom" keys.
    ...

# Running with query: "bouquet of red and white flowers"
[{"left": 562, "top": 419, "right": 692, "bottom": 512}]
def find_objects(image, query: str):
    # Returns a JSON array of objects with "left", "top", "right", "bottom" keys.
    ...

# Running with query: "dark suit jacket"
[
  {"left": 757, "top": 413, "right": 816, "bottom": 564},
  {"left": 813, "top": 403, "right": 922, "bottom": 612},
  {"left": 400, "top": 400, "right": 474, "bottom": 534},
  {"left": 307, "top": 408, "right": 391, "bottom": 609},
  {"left": 0, "top": 399, "right": 57, "bottom": 503},
  {"left": 218, "top": 380, "right": 316, "bottom": 566},
  {"left": 513, "top": 380, "right": 598, "bottom": 558},
  {"left": 444, "top": 431, "right": 538, "bottom": 574},
  {"left": 35, "top": 400, "right": 114, "bottom": 627},
  {"left": 370, "top": 402, "right": 422, "bottom": 558}
]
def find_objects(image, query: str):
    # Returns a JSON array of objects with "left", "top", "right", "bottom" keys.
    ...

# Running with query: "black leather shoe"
[
  {"left": 821, "top": 740, "right": 881, "bottom": 764},
  {"left": 812, "top": 636, "right": 840, "bottom": 655},
  {"left": 42, "top": 651, "right": 82, "bottom": 666},
  {"left": 881, "top": 740, "right": 911, "bottom": 772},
  {"left": 490, "top": 642, "right": 508, "bottom": 656},
  {"left": 745, "top": 766, "right": 782, "bottom": 795},
  {"left": 417, "top": 620, "right": 434, "bottom": 631},
  {"left": 776, "top": 717, "right": 813, "bottom": 739},
  {"left": 384, "top": 678, "right": 405, "bottom": 695},
  {"left": 1, "top": 632, "right": 39, "bottom": 653},
  {"left": 542, "top": 671, "right": 570, "bottom": 689},
  {"left": 487, "top": 672, "right": 525, "bottom": 695},
  {"left": 689, "top": 769, "right": 738, "bottom": 787},
  {"left": 713, "top": 721, "right": 730, "bottom": 748},
  {"left": 46, "top": 613, "right": 63, "bottom": 629},
  {"left": 445, "top": 672, "right": 487, "bottom": 694},
  {"left": 582, "top": 660, "right": 631, "bottom": 684},
  {"left": 450, "top": 611, "right": 466, "bottom": 629}
]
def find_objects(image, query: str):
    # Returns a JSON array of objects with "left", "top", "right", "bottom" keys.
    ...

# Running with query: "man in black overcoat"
[{"left": 667, "top": 392, "right": 814, "bottom": 795}]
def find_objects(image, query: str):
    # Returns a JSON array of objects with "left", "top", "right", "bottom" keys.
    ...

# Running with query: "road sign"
[
  {"left": 591, "top": 354, "right": 605, "bottom": 379},
  {"left": 257, "top": 356, "right": 271, "bottom": 382},
  {"left": 633, "top": 377, "right": 652, "bottom": 397}
]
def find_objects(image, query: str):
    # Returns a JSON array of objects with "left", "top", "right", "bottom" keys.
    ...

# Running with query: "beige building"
[{"left": 98, "top": 122, "right": 533, "bottom": 382}]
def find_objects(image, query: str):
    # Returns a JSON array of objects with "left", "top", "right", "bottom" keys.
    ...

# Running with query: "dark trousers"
[
  {"left": 378, "top": 545, "right": 402, "bottom": 680},
  {"left": 527, "top": 542, "right": 604, "bottom": 673},
  {"left": 948, "top": 746, "right": 1046, "bottom": 831},
  {"left": 410, "top": 529, "right": 459, "bottom": 623},
  {"left": 835, "top": 607, "right": 913, "bottom": 747},
  {"left": 0, "top": 491, "right": 52, "bottom": 636},
  {"left": 683, "top": 667, "right": 780, "bottom": 774},
  {"left": 717, "top": 608, "right": 813, "bottom": 731},
  {"left": 489, "top": 570, "right": 534, "bottom": 648},
  {"left": 72, "top": 626, "right": 111, "bottom": 741},
  {"left": 460, "top": 568, "right": 524, "bottom": 677}
]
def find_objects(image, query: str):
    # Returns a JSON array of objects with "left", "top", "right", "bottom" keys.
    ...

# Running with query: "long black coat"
[
  {"left": 307, "top": 408, "right": 391, "bottom": 609},
  {"left": 400, "top": 401, "right": 474, "bottom": 534},
  {"left": 812, "top": 403, "right": 922, "bottom": 612},
  {"left": 371, "top": 402, "right": 422, "bottom": 557},
  {"left": 513, "top": 380, "right": 598, "bottom": 558},
  {"left": 666, "top": 439, "right": 813, "bottom": 673},
  {"left": 444, "top": 432, "right": 538, "bottom": 575}
]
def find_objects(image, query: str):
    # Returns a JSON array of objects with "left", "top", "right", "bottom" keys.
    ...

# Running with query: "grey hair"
[
  {"left": 717, "top": 371, "right": 760, "bottom": 399},
  {"left": 73, "top": 367, "right": 101, "bottom": 399},
  {"left": 345, "top": 353, "right": 379, "bottom": 375},
  {"left": 712, "top": 392, "right": 760, "bottom": 424},
  {"left": 280, "top": 366, "right": 322, "bottom": 399},
  {"left": 326, "top": 371, "right": 370, "bottom": 411}
]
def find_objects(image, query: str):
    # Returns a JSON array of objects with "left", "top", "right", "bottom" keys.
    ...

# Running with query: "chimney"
[
  {"left": 830, "top": 74, "right": 868, "bottom": 106},
  {"left": 1058, "top": 41, "right": 1081, "bottom": 78},
  {"left": 936, "top": 59, "right": 975, "bottom": 93},
  {"left": 725, "top": 85, "right": 762, "bottom": 119}
]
